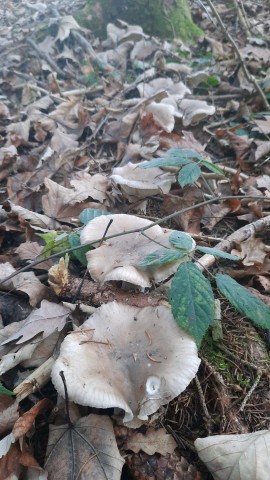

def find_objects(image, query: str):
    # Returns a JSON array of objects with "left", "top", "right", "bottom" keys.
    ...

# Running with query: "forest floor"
[{"left": 0, "top": 0, "right": 270, "bottom": 479}]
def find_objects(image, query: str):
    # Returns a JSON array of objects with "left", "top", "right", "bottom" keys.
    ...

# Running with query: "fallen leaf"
[
  {"left": 195, "top": 430, "right": 270, "bottom": 480},
  {"left": 232, "top": 237, "right": 268, "bottom": 266},
  {"left": 12, "top": 399, "right": 53, "bottom": 440},
  {"left": 1, "top": 300, "right": 70, "bottom": 345},
  {"left": 126, "top": 427, "right": 177, "bottom": 455},
  {"left": 0, "top": 396, "right": 19, "bottom": 436},
  {"left": 45, "top": 414, "right": 124, "bottom": 480}
]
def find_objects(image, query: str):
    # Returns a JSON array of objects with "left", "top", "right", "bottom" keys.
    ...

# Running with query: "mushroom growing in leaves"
[
  {"left": 80, "top": 214, "right": 194, "bottom": 287},
  {"left": 51, "top": 302, "right": 200, "bottom": 424},
  {"left": 110, "top": 162, "right": 175, "bottom": 201}
]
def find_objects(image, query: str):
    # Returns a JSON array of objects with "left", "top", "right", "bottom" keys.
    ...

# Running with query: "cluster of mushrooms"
[{"left": 52, "top": 214, "right": 200, "bottom": 425}]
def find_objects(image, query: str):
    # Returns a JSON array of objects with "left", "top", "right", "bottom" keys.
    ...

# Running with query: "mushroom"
[
  {"left": 110, "top": 162, "right": 175, "bottom": 201},
  {"left": 51, "top": 302, "right": 200, "bottom": 424},
  {"left": 80, "top": 214, "right": 193, "bottom": 287},
  {"left": 178, "top": 99, "right": 215, "bottom": 126}
]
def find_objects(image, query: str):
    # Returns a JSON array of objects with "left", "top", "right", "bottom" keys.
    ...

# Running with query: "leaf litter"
[{"left": 0, "top": 0, "right": 270, "bottom": 478}]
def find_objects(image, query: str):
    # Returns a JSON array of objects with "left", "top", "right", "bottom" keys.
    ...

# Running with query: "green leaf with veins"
[
  {"left": 69, "top": 232, "right": 92, "bottom": 266},
  {"left": 79, "top": 208, "right": 111, "bottom": 225},
  {"left": 199, "top": 159, "right": 224, "bottom": 175},
  {"left": 139, "top": 148, "right": 204, "bottom": 169},
  {"left": 37, "top": 231, "right": 70, "bottom": 257},
  {"left": 216, "top": 274, "right": 270, "bottom": 329},
  {"left": 196, "top": 246, "right": 240, "bottom": 261},
  {"left": 137, "top": 248, "right": 185, "bottom": 268},
  {"left": 169, "top": 231, "right": 195, "bottom": 252},
  {"left": 169, "top": 262, "right": 215, "bottom": 346},
  {"left": 178, "top": 163, "right": 201, "bottom": 187}
]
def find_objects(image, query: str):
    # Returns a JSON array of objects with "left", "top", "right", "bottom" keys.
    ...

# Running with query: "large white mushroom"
[
  {"left": 51, "top": 302, "right": 200, "bottom": 424},
  {"left": 80, "top": 214, "right": 195, "bottom": 287}
]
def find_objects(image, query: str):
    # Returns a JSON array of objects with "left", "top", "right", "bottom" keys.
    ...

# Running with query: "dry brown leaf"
[
  {"left": 45, "top": 414, "right": 124, "bottom": 480},
  {"left": 0, "top": 396, "right": 19, "bottom": 437},
  {"left": 232, "top": 237, "right": 268, "bottom": 266},
  {"left": 15, "top": 242, "right": 53, "bottom": 271},
  {"left": 0, "top": 443, "right": 22, "bottom": 479},
  {"left": 0, "top": 262, "right": 50, "bottom": 307},
  {"left": 70, "top": 171, "right": 109, "bottom": 203},
  {"left": 6, "top": 119, "right": 30, "bottom": 145},
  {"left": 226, "top": 258, "right": 270, "bottom": 279},
  {"left": 50, "top": 127, "right": 78, "bottom": 155},
  {"left": 1, "top": 300, "right": 70, "bottom": 346},
  {"left": 162, "top": 186, "right": 204, "bottom": 234},
  {"left": 126, "top": 427, "right": 177, "bottom": 455},
  {"left": 12, "top": 399, "right": 53, "bottom": 440},
  {"left": 11, "top": 204, "right": 62, "bottom": 230}
]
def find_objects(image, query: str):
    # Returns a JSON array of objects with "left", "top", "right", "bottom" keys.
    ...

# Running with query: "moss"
[
  {"left": 202, "top": 335, "right": 234, "bottom": 382},
  {"left": 75, "top": 0, "right": 203, "bottom": 43}
]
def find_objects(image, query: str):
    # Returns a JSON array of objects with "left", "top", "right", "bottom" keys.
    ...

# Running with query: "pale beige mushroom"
[
  {"left": 80, "top": 214, "right": 193, "bottom": 287},
  {"left": 179, "top": 99, "right": 216, "bottom": 126},
  {"left": 110, "top": 162, "right": 175, "bottom": 201},
  {"left": 51, "top": 302, "right": 200, "bottom": 424}
]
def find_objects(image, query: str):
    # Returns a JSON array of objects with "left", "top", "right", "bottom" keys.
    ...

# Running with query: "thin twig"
[
  {"left": 59, "top": 371, "right": 73, "bottom": 427},
  {"left": 239, "top": 374, "right": 262, "bottom": 411}
]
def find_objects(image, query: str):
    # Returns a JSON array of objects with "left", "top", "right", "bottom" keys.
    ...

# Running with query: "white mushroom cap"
[
  {"left": 178, "top": 99, "right": 216, "bottom": 126},
  {"left": 51, "top": 302, "right": 200, "bottom": 424},
  {"left": 80, "top": 214, "right": 191, "bottom": 287},
  {"left": 110, "top": 162, "right": 175, "bottom": 201}
]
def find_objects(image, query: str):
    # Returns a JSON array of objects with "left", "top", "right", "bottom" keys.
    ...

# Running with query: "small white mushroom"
[
  {"left": 80, "top": 214, "right": 193, "bottom": 287},
  {"left": 179, "top": 99, "right": 216, "bottom": 126},
  {"left": 51, "top": 302, "right": 200, "bottom": 424},
  {"left": 110, "top": 162, "right": 175, "bottom": 200}
]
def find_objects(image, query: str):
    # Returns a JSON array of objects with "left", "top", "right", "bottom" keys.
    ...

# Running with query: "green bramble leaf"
[
  {"left": 199, "top": 159, "right": 224, "bottom": 175},
  {"left": 0, "top": 382, "right": 14, "bottom": 396},
  {"left": 169, "top": 263, "right": 215, "bottom": 346},
  {"left": 69, "top": 232, "right": 92, "bottom": 266},
  {"left": 79, "top": 208, "right": 111, "bottom": 225},
  {"left": 196, "top": 246, "right": 240, "bottom": 261},
  {"left": 178, "top": 163, "right": 201, "bottom": 188},
  {"left": 137, "top": 249, "right": 185, "bottom": 268},
  {"left": 139, "top": 148, "right": 204, "bottom": 169},
  {"left": 38, "top": 231, "right": 70, "bottom": 257},
  {"left": 169, "top": 231, "right": 195, "bottom": 252},
  {"left": 216, "top": 274, "right": 270, "bottom": 329}
]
